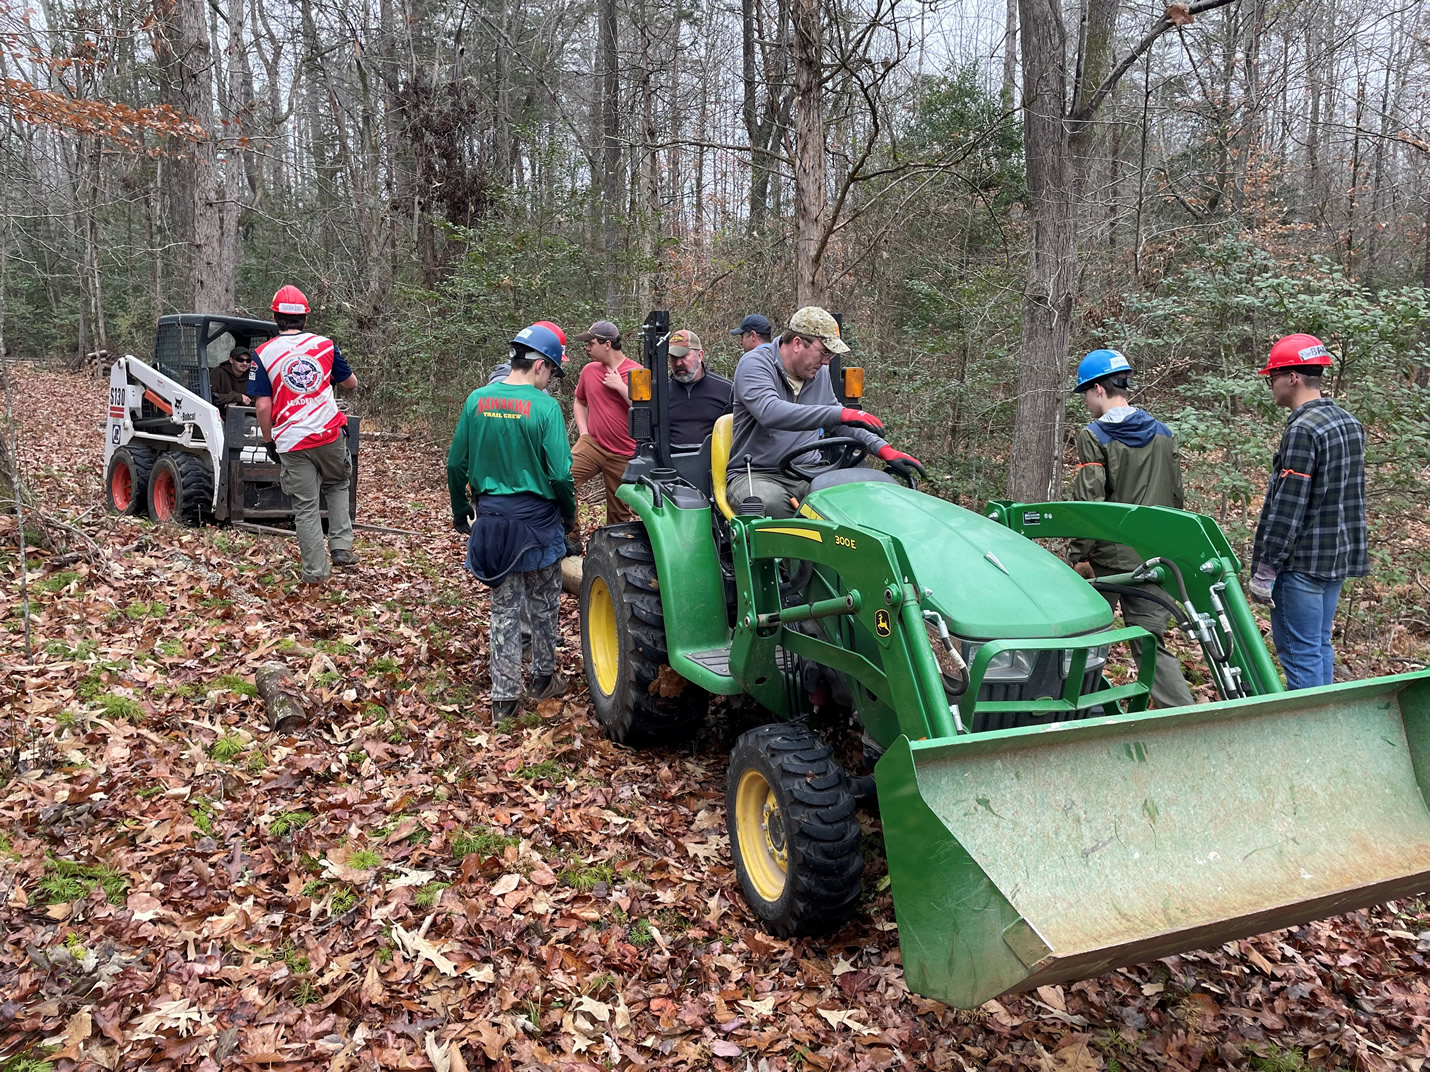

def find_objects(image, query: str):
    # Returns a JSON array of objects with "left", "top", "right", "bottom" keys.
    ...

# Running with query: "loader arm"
[
  {"left": 108, "top": 355, "right": 224, "bottom": 509},
  {"left": 725, "top": 515, "right": 1154, "bottom": 739},
  {"left": 987, "top": 500, "right": 1282, "bottom": 697}
]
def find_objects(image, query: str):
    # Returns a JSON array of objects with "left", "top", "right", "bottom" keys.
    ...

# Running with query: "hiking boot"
[
  {"left": 331, "top": 548, "right": 358, "bottom": 568},
  {"left": 523, "top": 672, "right": 569, "bottom": 702},
  {"left": 492, "top": 698, "right": 520, "bottom": 721}
]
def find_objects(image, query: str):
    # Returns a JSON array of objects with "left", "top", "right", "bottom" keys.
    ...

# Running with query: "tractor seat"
[{"left": 711, "top": 413, "right": 736, "bottom": 520}]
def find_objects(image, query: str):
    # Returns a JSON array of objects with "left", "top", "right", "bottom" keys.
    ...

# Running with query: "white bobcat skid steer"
[{"left": 102, "top": 313, "right": 360, "bottom": 525}]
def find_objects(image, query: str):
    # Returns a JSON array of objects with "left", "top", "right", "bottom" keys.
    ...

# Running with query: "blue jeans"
[{"left": 1270, "top": 571, "right": 1344, "bottom": 690}]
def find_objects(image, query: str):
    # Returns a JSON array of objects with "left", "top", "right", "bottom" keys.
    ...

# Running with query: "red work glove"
[
  {"left": 839, "top": 408, "right": 884, "bottom": 433},
  {"left": 877, "top": 445, "right": 925, "bottom": 479}
]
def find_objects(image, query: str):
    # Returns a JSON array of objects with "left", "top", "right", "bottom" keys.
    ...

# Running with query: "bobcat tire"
[
  {"left": 580, "top": 523, "right": 709, "bottom": 745},
  {"left": 727, "top": 723, "right": 864, "bottom": 937},
  {"left": 105, "top": 444, "right": 156, "bottom": 515},
  {"left": 146, "top": 451, "right": 213, "bottom": 526}
]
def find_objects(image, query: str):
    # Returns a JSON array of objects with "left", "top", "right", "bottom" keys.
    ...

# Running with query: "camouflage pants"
[{"left": 488, "top": 562, "right": 561, "bottom": 701}]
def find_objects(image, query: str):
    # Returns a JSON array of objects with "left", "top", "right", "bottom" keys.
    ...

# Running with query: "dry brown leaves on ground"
[{"left": 2, "top": 367, "right": 1429, "bottom": 1071}]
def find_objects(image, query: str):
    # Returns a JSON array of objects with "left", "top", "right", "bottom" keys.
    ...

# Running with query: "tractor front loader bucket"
[{"left": 877, "top": 671, "right": 1430, "bottom": 1008}]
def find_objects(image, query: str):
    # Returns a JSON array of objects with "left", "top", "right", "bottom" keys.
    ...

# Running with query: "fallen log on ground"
[
  {"left": 561, "top": 556, "right": 581, "bottom": 595},
  {"left": 233, "top": 521, "right": 296, "bottom": 539},
  {"left": 255, "top": 662, "right": 309, "bottom": 732}
]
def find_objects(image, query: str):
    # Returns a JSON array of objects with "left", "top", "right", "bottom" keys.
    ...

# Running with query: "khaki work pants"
[
  {"left": 279, "top": 436, "right": 353, "bottom": 582},
  {"left": 571, "top": 434, "right": 633, "bottom": 524}
]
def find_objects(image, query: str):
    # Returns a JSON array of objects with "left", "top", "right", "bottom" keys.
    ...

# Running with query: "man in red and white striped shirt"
[{"left": 251, "top": 284, "right": 359, "bottom": 584}]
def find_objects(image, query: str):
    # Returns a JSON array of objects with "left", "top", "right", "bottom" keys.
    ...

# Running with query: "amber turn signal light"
[
  {"left": 842, "top": 366, "right": 864, "bottom": 399},
  {"left": 629, "top": 367, "right": 652, "bottom": 402}
]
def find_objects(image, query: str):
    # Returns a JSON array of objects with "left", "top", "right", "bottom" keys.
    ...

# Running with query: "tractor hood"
[{"left": 802, "top": 481, "right": 1113, "bottom": 639}]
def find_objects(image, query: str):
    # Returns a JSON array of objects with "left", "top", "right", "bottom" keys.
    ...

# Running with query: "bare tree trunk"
[
  {"left": 179, "top": 0, "right": 234, "bottom": 311},
  {"left": 598, "top": 0, "right": 622, "bottom": 308},
  {"left": 635, "top": 0, "right": 660, "bottom": 309},
  {"left": 1002, "top": 0, "right": 1018, "bottom": 104},
  {"left": 792, "top": 0, "right": 825, "bottom": 304},
  {"left": 1008, "top": 0, "right": 1075, "bottom": 503}
]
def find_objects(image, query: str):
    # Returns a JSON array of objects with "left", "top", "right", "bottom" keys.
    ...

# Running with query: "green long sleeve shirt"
[{"left": 447, "top": 382, "right": 576, "bottom": 522}]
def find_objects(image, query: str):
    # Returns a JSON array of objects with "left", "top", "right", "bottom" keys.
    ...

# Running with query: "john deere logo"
[{"left": 874, "top": 609, "right": 891, "bottom": 637}]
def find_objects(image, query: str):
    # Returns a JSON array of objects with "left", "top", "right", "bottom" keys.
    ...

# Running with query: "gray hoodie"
[{"left": 730, "top": 340, "right": 887, "bottom": 471}]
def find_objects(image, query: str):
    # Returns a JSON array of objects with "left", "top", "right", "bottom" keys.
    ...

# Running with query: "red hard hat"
[
  {"left": 270, "top": 284, "right": 311, "bottom": 315},
  {"left": 1260, "top": 333, "right": 1332, "bottom": 375},
  {"left": 533, "top": 320, "right": 566, "bottom": 345}
]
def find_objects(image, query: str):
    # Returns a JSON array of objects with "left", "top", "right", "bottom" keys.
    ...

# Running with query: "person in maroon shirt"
[{"left": 571, "top": 320, "right": 640, "bottom": 524}]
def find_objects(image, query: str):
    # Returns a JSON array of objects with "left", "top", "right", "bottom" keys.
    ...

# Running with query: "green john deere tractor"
[{"left": 578, "top": 311, "right": 1430, "bottom": 1009}]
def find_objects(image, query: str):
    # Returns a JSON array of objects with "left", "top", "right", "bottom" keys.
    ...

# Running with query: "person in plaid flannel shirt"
[{"left": 1249, "top": 334, "right": 1369, "bottom": 690}]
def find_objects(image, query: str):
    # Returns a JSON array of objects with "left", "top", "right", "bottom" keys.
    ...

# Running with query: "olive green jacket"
[{"left": 1069, "top": 407, "right": 1185, "bottom": 572}]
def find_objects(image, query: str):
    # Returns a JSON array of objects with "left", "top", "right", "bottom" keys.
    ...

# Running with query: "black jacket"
[{"left": 668, "top": 370, "right": 733, "bottom": 448}]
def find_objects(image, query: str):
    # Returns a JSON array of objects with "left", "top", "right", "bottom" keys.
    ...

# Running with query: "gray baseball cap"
[{"left": 576, "top": 320, "right": 621, "bottom": 342}]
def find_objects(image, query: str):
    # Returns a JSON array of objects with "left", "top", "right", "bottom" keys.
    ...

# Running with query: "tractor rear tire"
[
  {"left": 581, "top": 523, "right": 709, "bottom": 745},
  {"left": 146, "top": 451, "right": 212, "bottom": 526},
  {"left": 727, "top": 723, "right": 864, "bottom": 937},
  {"left": 105, "top": 444, "right": 156, "bottom": 515}
]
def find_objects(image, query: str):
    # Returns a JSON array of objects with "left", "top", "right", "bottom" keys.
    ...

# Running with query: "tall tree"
[
  {"left": 597, "top": 0, "right": 622, "bottom": 307},
  {"left": 792, "top": 0, "right": 825, "bottom": 303},
  {"left": 1007, "top": 0, "right": 1236, "bottom": 501}
]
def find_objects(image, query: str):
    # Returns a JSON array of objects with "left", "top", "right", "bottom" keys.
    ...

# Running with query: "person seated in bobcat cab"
[{"left": 726, "top": 306, "right": 924, "bottom": 517}]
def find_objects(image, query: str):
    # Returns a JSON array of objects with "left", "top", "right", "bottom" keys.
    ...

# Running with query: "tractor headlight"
[
  {"left": 964, "top": 643, "right": 1036, "bottom": 684},
  {"left": 1061, "top": 644, "right": 1111, "bottom": 679}
]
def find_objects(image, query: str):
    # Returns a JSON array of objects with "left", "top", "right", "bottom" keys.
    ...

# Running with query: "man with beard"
[{"left": 665, "top": 329, "right": 732, "bottom": 449}]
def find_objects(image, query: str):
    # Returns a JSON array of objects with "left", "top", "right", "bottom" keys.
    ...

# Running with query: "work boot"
[
  {"left": 331, "top": 548, "right": 358, "bottom": 568},
  {"left": 492, "top": 698, "right": 520, "bottom": 721},
  {"left": 523, "top": 673, "right": 569, "bottom": 702}
]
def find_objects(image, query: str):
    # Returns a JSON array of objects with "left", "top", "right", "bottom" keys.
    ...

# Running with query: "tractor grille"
[{"left": 965, "top": 652, "right": 1109, "bottom": 734}]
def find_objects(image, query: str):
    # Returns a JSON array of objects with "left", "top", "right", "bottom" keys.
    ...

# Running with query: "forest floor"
[{"left": 2, "top": 366, "right": 1429, "bottom": 1072}]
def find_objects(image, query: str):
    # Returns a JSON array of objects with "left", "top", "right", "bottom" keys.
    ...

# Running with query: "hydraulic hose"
[
  {"left": 1141, "top": 556, "right": 1192, "bottom": 607},
  {"left": 1088, "top": 581, "right": 1194, "bottom": 632}
]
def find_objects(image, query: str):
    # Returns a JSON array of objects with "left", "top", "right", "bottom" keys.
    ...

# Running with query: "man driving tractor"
[{"left": 727, "top": 306, "right": 924, "bottom": 516}]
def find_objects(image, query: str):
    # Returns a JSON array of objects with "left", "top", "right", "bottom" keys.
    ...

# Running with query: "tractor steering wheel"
[{"left": 777, "top": 437, "right": 869, "bottom": 483}]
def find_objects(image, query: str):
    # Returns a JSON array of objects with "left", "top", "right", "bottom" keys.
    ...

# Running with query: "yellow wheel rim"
[
  {"left": 588, "top": 576, "right": 620, "bottom": 696},
  {"left": 735, "top": 768, "right": 787, "bottom": 903}
]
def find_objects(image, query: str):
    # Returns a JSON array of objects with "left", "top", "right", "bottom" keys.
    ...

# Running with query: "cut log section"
[
  {"left": 561, "top": 555, "right": 582, "bottom": 595},
  {"left": 255, "top": 662, "right": 309, "bottom": 732}
]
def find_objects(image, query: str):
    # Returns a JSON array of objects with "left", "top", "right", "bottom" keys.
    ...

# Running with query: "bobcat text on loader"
[
  {"left": 578, "top": 310, "right": 1430, "bottom": 1008},
  {"left": 102, "top": 313, "right": 360, "bottom": 525}
]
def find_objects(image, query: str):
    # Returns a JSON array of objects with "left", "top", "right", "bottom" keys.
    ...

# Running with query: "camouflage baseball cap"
[
  {"left": 787, "top": 306, "right": 850, "bottom": 354},
  {"left": 668, "top": 329, "right": 702, "bottom": 357}
]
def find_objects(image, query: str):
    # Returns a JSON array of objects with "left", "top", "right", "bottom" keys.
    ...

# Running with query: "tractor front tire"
[
  {"left": 146, "top": 451, "right": 213, "bottom": 526},
  {"left": 727, "top": 723, "right": 864, "bottom": 937},
  {"left": 581, "top": 523, "right": 709, "bottom": 745},
  {"left": 105, "top": 444, "right": 156, "bottom": 515}
]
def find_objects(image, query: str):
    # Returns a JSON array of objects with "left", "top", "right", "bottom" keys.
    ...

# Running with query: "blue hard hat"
[
  {"left": 1073, "top": 348, "right": 1132, "bottom": 392},
  {"left": 511, "top": 324, "right": 567, "bottom": 377}
]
